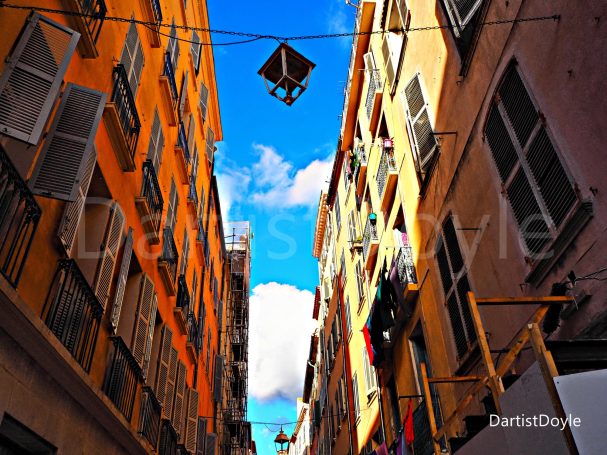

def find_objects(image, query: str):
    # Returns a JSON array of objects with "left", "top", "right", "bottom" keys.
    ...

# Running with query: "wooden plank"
[
  {"left": 528, "top": 323, "right": 579, "bottom": 455},
  {"left": 427, "top": 376, "right": 483, "bottom": 384},
  {"left": 421, "top": 363, "right": 442, "bottom": 455},
  {"left": 433, "top": 380, "right": 487, "bottom": 441},
  {"left": 476, "top": 296, "right": 573, "bottom": 306}
]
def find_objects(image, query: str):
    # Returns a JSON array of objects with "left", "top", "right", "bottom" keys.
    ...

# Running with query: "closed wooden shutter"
[
  {"left": 168, "top": 18, "right": 180, "bottom": 70},
  {"left": 443, "top": 217, "right": 464, "bottom": 274},
  {"left": 485, "top": 104, "right": 518, "bottom": 182},
  {"left": 120, "top": 21, "right": 144, "bottom": 98},
  {"left": 196, "top": 418, "right": 207, "bottom": 455},
  {"left": 142, "top": 294, "right": 157, "bottom": 379},
  {"left": 185, "top": 388, "right": 199, "bottom": 452},
  {"left": 180, "top": 228, "right": 189, "bottom": 276},
  {"left": 213, "top": 355, "right": 224, "bottom": 402},
  {"left": 173, "top": 361, "right": 187, "bottom": 438},
  {"left": 131, "top": 273, "right": 155, "bottom": 368},
  {"left": 110, "top": 227, "right": 134, "bottom": 331},
  {"left": 199, "top": 83, "right": 209, "bottom": 122},
  {"left": 191, "top": 31, "right": 202, "bottom": 73},
  {"left": 57, "top": 146, "right": 96, "bottom": 255},
  {"left": 446, "top": 0, "right": 483, "bottom": 28},
  {"left": 205, "top": 127, "right": 214, "bottom": 163},
  {"left": 155, "top": 325, "right": 173, "bottom": 409},
  {"left": 166, "top": 179, "right": 178, "bottom": 231},
  {"left": 93, "top": 202, "right": 125, "bottom": 308},
  {"left": 179, "top": 70, "right": 189, "bottom": 119},
  {"left": 404, "top": 74, "right": 438, "bottom": 172},
  {"left": 29, "top": 84, "right": 106, "bottom": 201},
  {"left": 146, "top": 107, "right": 164, "bottom": 172},
  {"left": 187, "top": 113, "right": 196, "bottom": 154},
  {"left": 381, "top": 36, "right": 395, "bottom": 88},
  {"left": 205, "top": 433, "right": 216, "bottom": 455},
  {"left": 0, "top": 13, "right": 80, "bottom": 145},
  {"left": 165, "top": 346, "right": 178, "bottom": 419}
]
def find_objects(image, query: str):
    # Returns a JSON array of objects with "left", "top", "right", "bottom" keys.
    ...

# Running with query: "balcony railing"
[
  {"left": 158, "top": 419, "right": 178, "bottom": 455},
  {"left": 42, "top": 259, "right": 103, "bottom": 372},
  {"left": 111, "top": 65, "right": 141, "bottom": 158},
  {"left": 413, "top": 400, "right": 434, "bottom": 455},
  {"left": 160, "top": 227, "right": 179, "bottom": 283},
  {"left": 377, "top": 144, "right": 397, "bottom": 199},
  {"left": 141, "top": 160, "right": 164, "bottom": 233},
  {"left": 177, "top": 121, "right": 190, "bottom": 163},
  {"left": 362, "top": 219, "right": 378, "bottom": 260},
  {"left": 150, "top": 0, "right": 162, "bottom": 22},
  {"left": 78, "top": 0, "right": 107, "bottom": 44},
  {"left": 188, "top": 180, "right": 198, "bottom": 208},
  {"left": 365, "top": 69, "right": 382, "bottom": 119},
  {"left": 103, "top": 336, "right": 141, "bottom": 421},
  {"left": 176, "top": 274, "right": 190, "bottom": 317},
  {"left": 163, "top": 52, "right": 179, "bottom": 102},
  {"left": 187, "top": 312, "right": 200, "bottom": 354},
  {"left": 396, "top": 246, "right": 417, "bottom": 286},
  {"left": 0, "top": 148, "right": 41, "bottom": 287},
  {"left": 139, "top": 386, "right": 162, "bottom": 448}
]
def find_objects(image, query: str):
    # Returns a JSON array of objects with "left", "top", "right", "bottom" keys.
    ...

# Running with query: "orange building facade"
[{"left": 0, "top": 1, "right": 231, "bottom": 453}]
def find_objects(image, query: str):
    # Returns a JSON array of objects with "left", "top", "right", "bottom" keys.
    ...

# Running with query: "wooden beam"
[
  {"left": 475, "top": 296, "right": 573, "bottom": 306},
  {"left": 420, "top": 363, "right": 442, "bottom": 455},
  {"left": 528, "top": 323, "right": 579, "bottom": 455},
  {"left": 427, "top": 376, "right": 483, "bottom": 384}
]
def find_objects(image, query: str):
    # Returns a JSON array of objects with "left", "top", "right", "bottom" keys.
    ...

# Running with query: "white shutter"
[
  {"left": 94, "top": 202, "right": 125, "bottom": 308},
  {"left": 110, "top": 227, "right": 134, "bottom": 331},
  {"left": 0, "top": 13, "right": 80, "bottom": 145},
  {"left": 173, "top": 361, "right": 187, "bottom": 438},
  {"left": 155, "top": 325, "right": 173, "bottom": 409},
  {"left": 147, "top": 108, "right": 164, "bottom": 172},
  {"left": 57, "top": 146, "right": 97, "bottom": 255},
  {"left": 185, "top": 387, "right": 199, "bottom": 452},
  {"left": 382, "top": 36, "right": 395, "bottom": 89},
  {"left": 205, "top": 127, "right": 214, "bottom": 164},
  {"left": 447, "top": 0, "right": 483, "bottom": 28},
  {"left": 120, "top": 21, "right": 144, "bottom": 97},
  {"left": 199, "top": 83, "right": 209, "bottom": 122},
  {"left": 191, "top": 31, "right": 202, "bottom": 72},
  {"left": 29, "top": 84, "right": 106, "bottom": 201},
  {"left": 142, "top": 293, "right": 158, "bottom": 378},
  {"left": 131, "top": 273, "right": 155, "bottom": 368}
]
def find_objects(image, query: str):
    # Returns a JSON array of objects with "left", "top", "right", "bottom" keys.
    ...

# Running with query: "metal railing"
[
  {"left": 365, "top": 69, "right": 382, "bottom": 119},
  {"left": 78, "top": 0, "right": 107, "bottom": 44},
  {"left": 103, "top": 336, "right": 141, "bottom": 421},
  {"left": 43, "top": 259, "right": 103, "bottom": 372},
  {"left": 150, "top": 0, "right": 162, "bottom": 22},
  {"left": 141, "top": 160, "right": 163, "bottom": 233},
  {"left": 111, "top": 65, "right": 141, "bottom": 157},
  {"left": 163, "top": 52, "right": 178, "bottom": 102},
  {"left": 158, "top": 419, "right": 178, "bottom": 455},
  {"left": 160, "top": 227, "right": 178, "bottom": 283},
  {"left": 396, "top": 246, "right": 417, "bottom": 286},
  {"left": 0, "top": 148, "right": 41, "bottom": 287},
  {"left": 188, "top": 180, "right": 198, "bottom": 208},
  {"left": 139, "top": 386, "right": 162, "bottom": 448},
  {"left": 413, "top": 400, "right": 434, "bottom": 455},
  {"left": 187, "top": 312, "right": 200, "bottom": 354},
  {"left": 377, "top": 144, "right": 397, "bottom": 199},
  {"left": 362, "top": 218, "right": 378, "bottom": 260},
  {"left": 357, "top": 143, "right": 368, "bottom": 165},
  {"left": 177, "top": 121, "right": 190, "bottom": 163},
  {"left": 176, "top": 274, "right": 190, "bottom": 317}
]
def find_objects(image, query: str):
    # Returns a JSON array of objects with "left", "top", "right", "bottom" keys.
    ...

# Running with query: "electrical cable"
[{"left": 0, "top": 3, "right": 560, "bottom": 46}]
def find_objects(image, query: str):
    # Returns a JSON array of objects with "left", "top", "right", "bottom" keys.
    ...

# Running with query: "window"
[
  {"left": 436, "top": 216, "right": 476, "bottom": 358},
  {"left": 362, "top": 346, "right": 377, "bottom": 397},
  {"left": 352, "top": 373, "right": 361, "bottom": 421},
  {"left": 206, "top": 127, "right": 215, "bottom": 164},
  {"left": 403, "top": 73, "right": 438, "bottom": 185},
  {"left": 340, "top": 250, "right": 346, "bottom": 277},
  {"left": 166, "top": 179, "right": 178, "bottom": 231},
  {"left": 146, "top": 107, "right": 165, "bottom": 172},
  {"left": 191, "top": 31, "right": 201, "bottom": 72},
  {"left": 439, "top": 0, "right": 484, "bottom": 61},
  {"left": 355, "top": 261, "right": 365, "bottom": 310},
  {"left": 167, "top": 17, "right": 180, "bottom": 70},
  {"left": 205, "top": 329, "right": 211, "bottom": 374},
  {"left": 334, "top": 193, "right": 341, "bottom": 231},
  {"left": 0, "top": 13, "right": 79, "bottom": 145},
  {"left": 178, "top": 70, "right": 189, "bottom": 119},
  {"left": 484, "top": 65, "right": 578, "bottom": 258},
  {"left": 199, "top": 83, "right": 209, "bottom": 122},
  {"left": 347, "top": 210, "right": 358, "bottom": 243},
  {"left": 0, "top": 414, "right": 56, "bottom": 454},
  {"left": 342, "top": 154, "right": 350, "bottom": 192},
  {"left": 382, "top": 0, "right": 409, "bottom": 93},
  {"left": 344, "top": 295, "right": 352, "bottom": 338},
  {"left": 180, "top": 227, "right": 189, "bottom": 276},
  {"left": 120, "top": 20, "right": 145, "bottom": 98}
]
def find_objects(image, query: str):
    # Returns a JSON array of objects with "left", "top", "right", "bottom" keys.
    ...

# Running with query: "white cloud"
[
  {"left": 216, "top": 167, "right": 250, "bottom": 222},
  {"left": 248, "top": 282, "right": 316, "bottom": 402}
]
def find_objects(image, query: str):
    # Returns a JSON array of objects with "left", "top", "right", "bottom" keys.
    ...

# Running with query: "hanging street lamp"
[
  {"left": 274, "top": 427, "right": 290, "bottom": 454},
  {"left": 258, "top": 43, "right": 316, "bottom": 106}
]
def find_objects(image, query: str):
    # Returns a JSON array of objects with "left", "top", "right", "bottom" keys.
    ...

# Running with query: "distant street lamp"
[
  {"left": 258, "top": 43, "right": 316, "bottom": 106},
  {"left": 274, "top": 427, "right": 290, "bottom": 454}
]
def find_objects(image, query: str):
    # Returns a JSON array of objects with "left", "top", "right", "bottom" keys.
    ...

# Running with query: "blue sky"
[{"left": 207, "top": 0, "right": 354, "bottom": 452}]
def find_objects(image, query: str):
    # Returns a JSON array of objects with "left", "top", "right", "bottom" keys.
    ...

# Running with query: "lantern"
[
  {"left": 369, "top": 212, "right": 378, "bottom": 226},
  {"left": 258, "top": 43, "right": 316, "bottom": 106},
  {"left": 274, "top": 428, "right": 290, "bottom": 454},
  {"left": 383, "top": 137, "right": 394, "bottom": 151}
]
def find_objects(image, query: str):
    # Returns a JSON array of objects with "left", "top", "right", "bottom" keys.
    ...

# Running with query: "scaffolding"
[{"left": 219, "top": 222, "right": 252, "bottom": 454}]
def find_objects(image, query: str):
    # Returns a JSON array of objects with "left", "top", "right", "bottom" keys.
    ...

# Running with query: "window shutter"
[
  {"left": 205, "top": 433, "right": 216, "bottom": 455},
  {"left": 435, "top": 236, "right": 452, "bottom": 294},
  {"left": 187, "top": 113, "right": 196, "bottom": 154},
  {"left": 443, "top": 217, "right": 464, "bottom": 274},
  {"left": 0, "top": 13, "right": 80, "bottom": 145},
  {"left": 498, "top": 64, "right": 538, "bottom": 147},
  {"left": 485, "top": 104, "right": 518, "bottom": 182},
  {"left": 164, "top": 346, "right": 178, "bottom": 419},
  {"left": 155, "top": 325, "right": 173, "bottom": 410},
  {"left": 185, "top": 388, "right": 199, "bottom": 453},
  {"left": 180, "top": 229, "right": 189, "bottom": 276},
  {"left": 57, "top": 146, "right": 97, "bottom": 255},
  {"left": 205, "top": 127, "right": 215, "bottom": 163},
  {"left": 404, "top": 75, "right": 437, "bottom": 172},
  {"left": 173, "top": 361, "right": 187, "bottom": 438},
  {"left": 191, "top": 31, "right": 201, "bottom": 73},
  {"left": 179, "top": 70, "right": 189, "bottom": 119},
  {"left": 29, "top": 84, "right": 106, "bottom": 201},
  {"left": 168, "top": 19, "right": 180, "bottom": 71},
  {"left": 120, "top": 21, "right": 144, "bottom": 98},
  {"left": 166, "top": 179, "right": 178, "bottom": 231},
  {"left": 93, "top": 202, "right": 125, "bottom": 308},
  {"left": 147, "top": 108, "right": 164, "bottom": 172},
  {"left": 142, "top": 294, "right": 157, "bottom": 379},
  {"left": 110, "top": 227, "right": 134, "bottom": 332},
  {"left": 196, "top": 418, "right": 207, "bottom": 455},
  {"left": 381, "top": 36, "right": 395, "bottom": 88},
  {"left": 199, "top": 83, "right": 209, "bottom": 122},
  {"left": 131, "top": 273, "right": 155, "bottom": 368},
  {"left": 447, "top": 0, "right": 483, "bottom": 28},
  {"left": 213, "top": 355, "right": 224, "bottom": 402}
]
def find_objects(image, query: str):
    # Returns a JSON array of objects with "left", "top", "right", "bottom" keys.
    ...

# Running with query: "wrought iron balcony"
[
  {"left": 188, "top": 180, "right": 198, "bottom": 208},
  {"left": 377, "top": 143, "right": 398, "bottom": 199},
  {"left": 163, "top": 52, "right": 179, "bottom": 102},
  {"left": 110, "top": 64, "right": 141, "bottom": 158},
  {"left": 0, "top": 148, "right": 41, "bottom": 287},
  {"left": 159, "top": 419, "right": 178, "bottom": 455},
  {"left": 139, "top": 386, "right": 162, "bottom": 449},
  {"left": 362, "top": 218, "right": 378, "bottom": 260},
  {"left": 136, "top": 160, "right": 164, "bottom": 243},
  {"left": 177, "top": 121, "right": 190, "bottom": 163},
  {"left": 77, "top": 0, "right": 107, "bottom": 44},
  {"left": 159, "top": 227, "right": 179, "bottom": 284},
  {"left": 176, "top": 275, "right": 190, "bottom": 316},
  {"left": 103, "top": 336, "right": 141, "bottom": 421},
  {"left": 396, "top": 246, "right": 417, "bottom": 287},
  {"left": 42, "top": 259, "right": 103, "bottom": 372}
]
